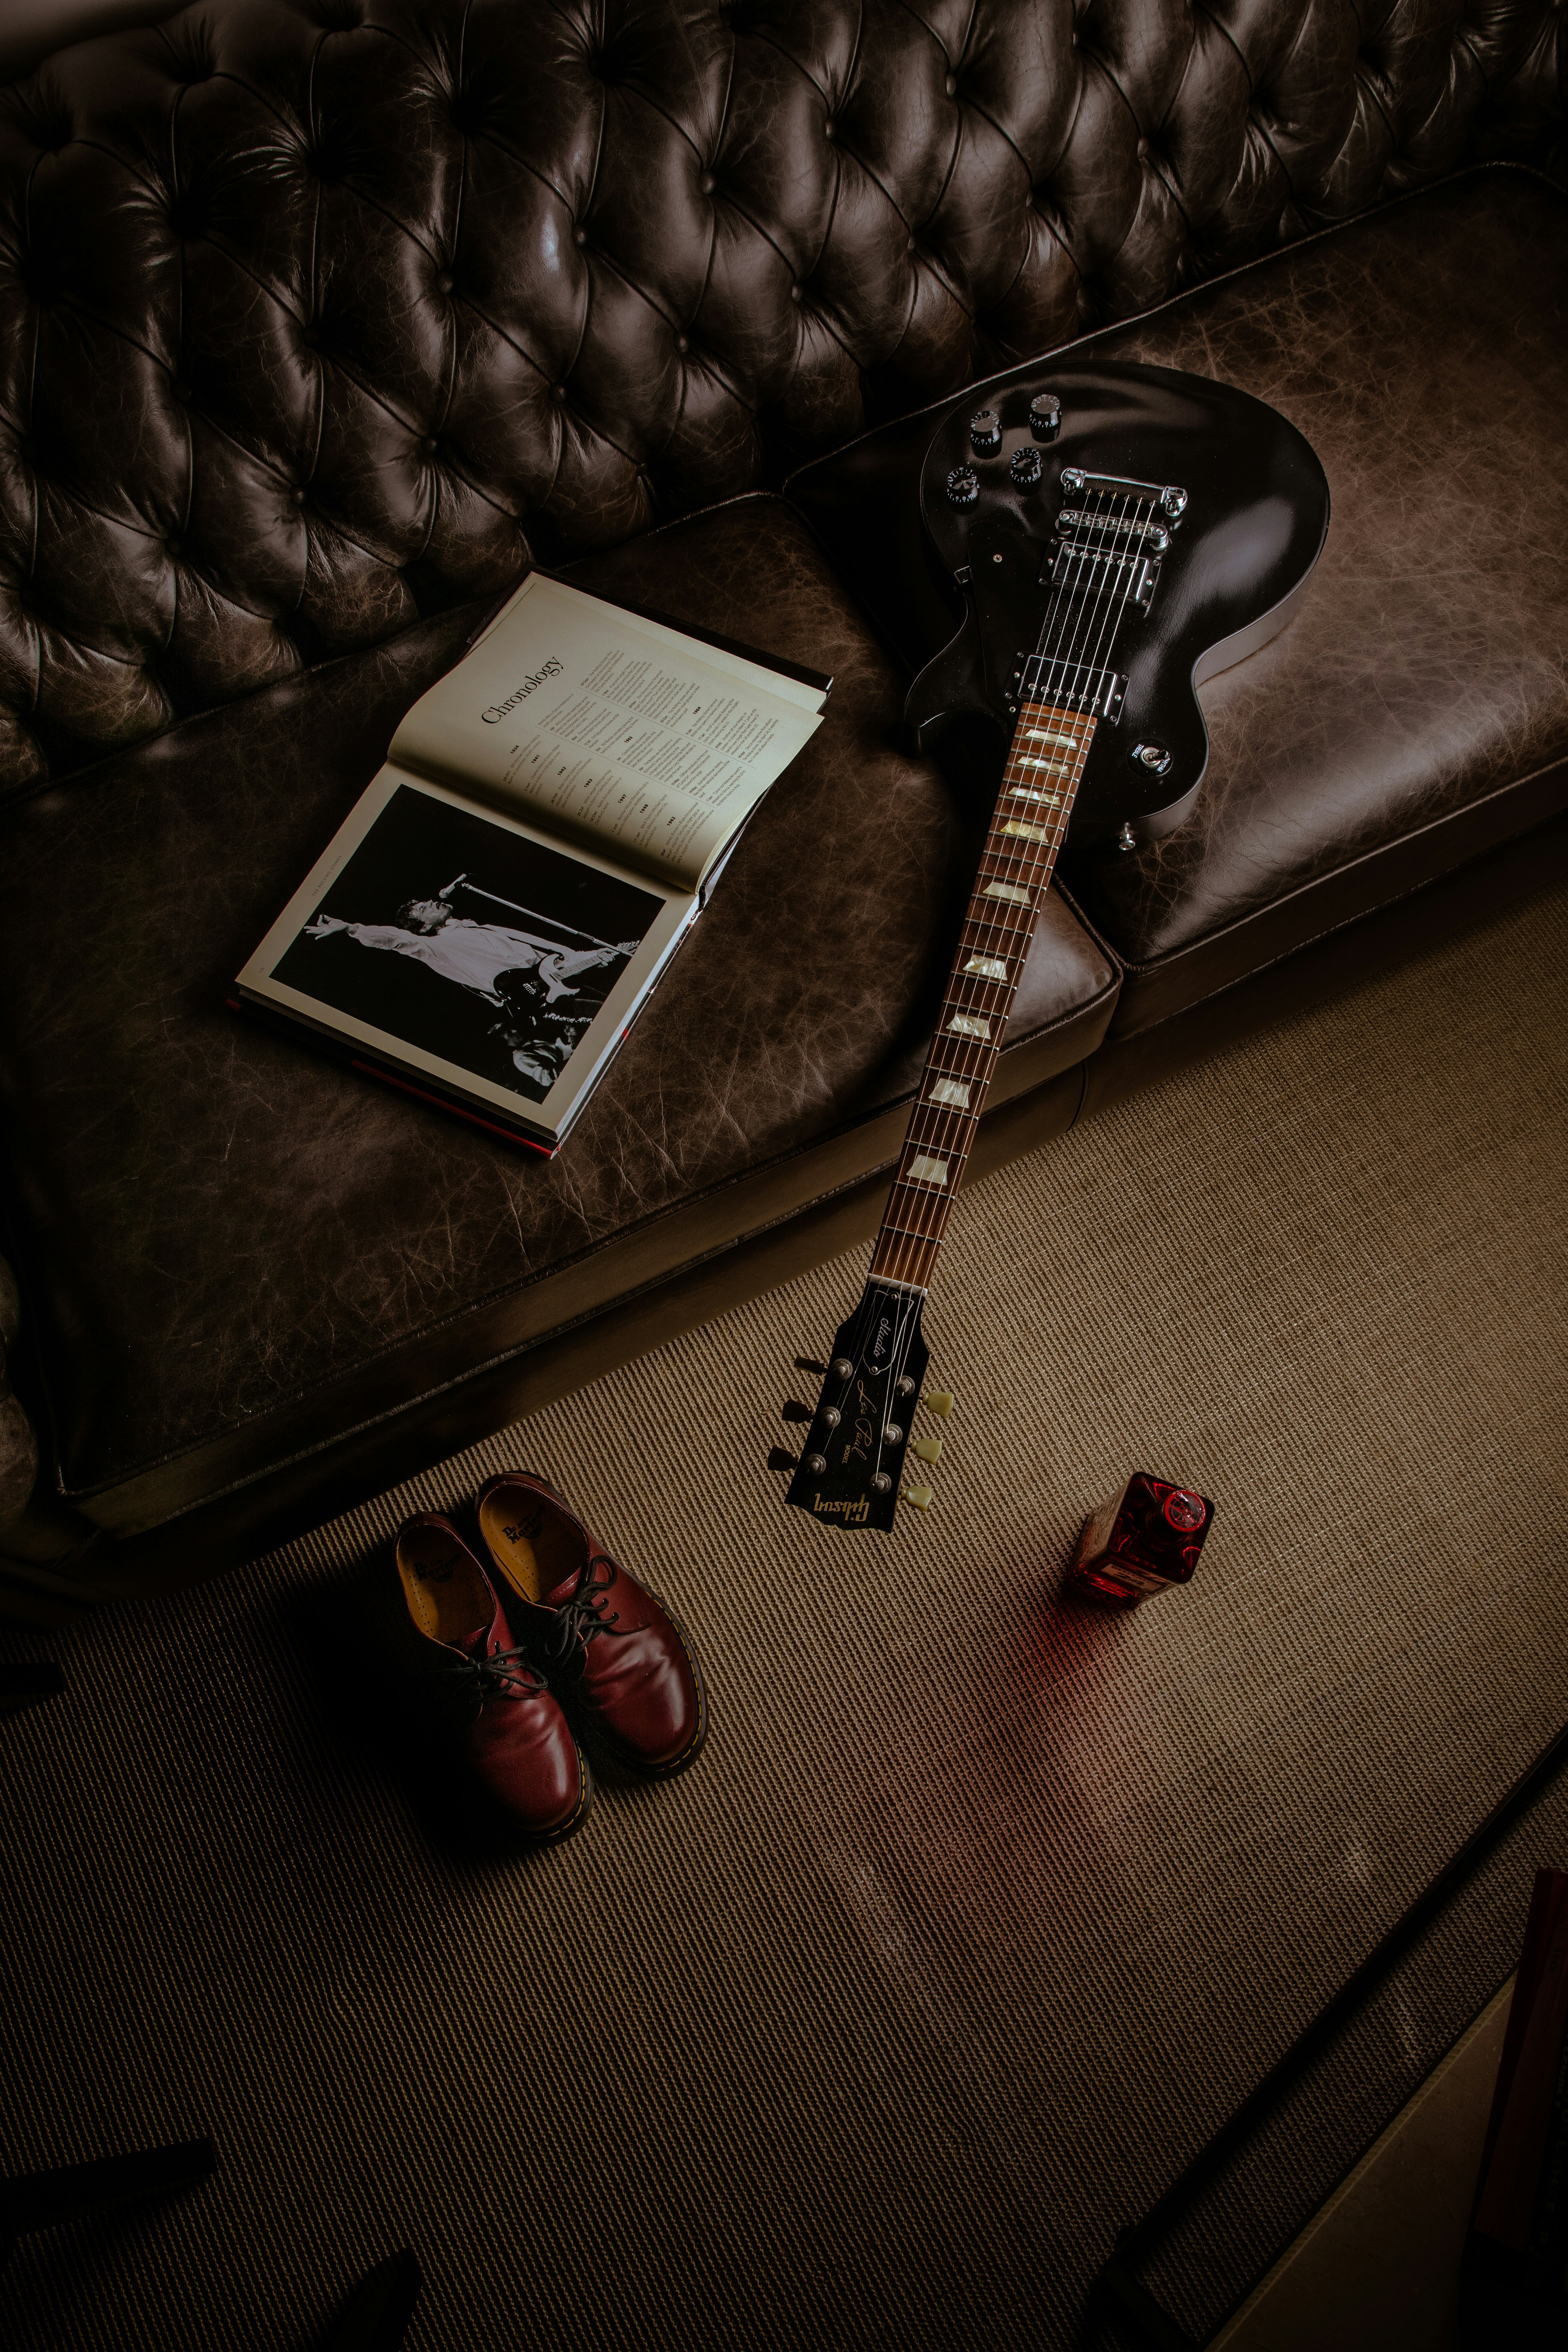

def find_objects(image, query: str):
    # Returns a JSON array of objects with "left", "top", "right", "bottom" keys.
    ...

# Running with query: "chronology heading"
[{"left": 481, "top": 657, "right": 563, "bottom": 722}]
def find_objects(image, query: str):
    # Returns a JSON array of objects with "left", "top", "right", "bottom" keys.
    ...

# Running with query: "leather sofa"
[{"left": 0, "top": 0, "right": 1563, "bottom": 1608}]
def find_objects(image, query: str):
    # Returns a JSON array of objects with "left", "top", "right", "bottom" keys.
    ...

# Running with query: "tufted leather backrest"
[{"left": 0, "top": 0, "right": 1561, "bottom": 791}]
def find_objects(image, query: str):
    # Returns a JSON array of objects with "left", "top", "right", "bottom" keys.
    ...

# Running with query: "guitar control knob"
[
  {"left": 968, "top": 408, "right": 1002, "bottom": 454},
  {"left": 1131, "top": 741, "right": 1172, "bottom": 776},
  {"left": 832, "top": 1357, "right": 854, "bottom": 1379},
  {"left": 1029, "top": 393, "right": 1061, "bottom": 441},
  {"left": 945, "top": 465, "right": 979, "bottom": 508},
  {"left": 1009, "top": 446, "right": 1043, "bottom": 490},
  {"left": 804, "top": 1453, "right": 828, "bottom": 1476}
]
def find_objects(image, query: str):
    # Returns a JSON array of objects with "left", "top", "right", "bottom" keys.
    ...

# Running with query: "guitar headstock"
[{"left": 770, "top": 1282, "right": 952, "bottom": 1532}]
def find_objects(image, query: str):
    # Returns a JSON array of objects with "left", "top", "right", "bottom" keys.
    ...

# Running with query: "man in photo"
[
  {"left": 302, "top": 883, "right": 642, "bottom": 1099},
  {"left": 303, "top": 896, "right": 639, "bottom": 1008}
]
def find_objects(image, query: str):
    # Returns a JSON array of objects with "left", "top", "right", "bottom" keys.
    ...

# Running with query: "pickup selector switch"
[
  {"left": 1132, "top": 741, "right": 1172, "bottom": 775},
  {"left": 945, "top": 465, "right": 980, "bottom": 508},
  {"left": 1009, "top": 446, "right": 1043, "bottom": 489},
  {"left": 1029, "top": 393, "right": 1062, "bottom": 441},
  {"left": 968, "top": 408, "right": 1002, "bottom": 454}
]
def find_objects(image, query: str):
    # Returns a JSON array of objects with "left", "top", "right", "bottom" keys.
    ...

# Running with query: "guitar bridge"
[{"left": 1012, "top": 653, "right": 1126, "bottom": 722}]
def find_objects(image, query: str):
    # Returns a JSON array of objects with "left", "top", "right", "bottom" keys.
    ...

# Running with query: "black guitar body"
[{"left": 906, "top": 359, "right": 1330, "bottom": 850}]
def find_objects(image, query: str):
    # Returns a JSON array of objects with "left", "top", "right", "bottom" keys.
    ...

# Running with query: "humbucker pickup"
[
  {"left": 1047, "top": 543, "right": 1162, "bottom": 613},
  {"left": 1055, "top": 509, "right": 1172, "bottom": 552},
  {"left": 1011, "top": 653, "right": 1126, "bottom": 720}
]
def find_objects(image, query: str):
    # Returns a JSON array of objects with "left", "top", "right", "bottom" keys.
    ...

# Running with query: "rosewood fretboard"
[{"left": 868, "top": 699, "right": 1097, "bottom": 1293}]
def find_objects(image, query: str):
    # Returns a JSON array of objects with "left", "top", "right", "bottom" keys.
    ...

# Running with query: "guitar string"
[
  {"left": 855, "top": 477, "right": 1161, "bottom": 1476},
  {"left": 877, "top": 478, "right": 1155, "bottom": 1297},
  {"left": 876, "top": 479, "right": 1120, "bottom": 1296},
  {"left": 879, "top": 484, "right": 1139, "bottom": 1283},
  {"left": 840, "top": 498, "right": 1128, "bottom": 1440},
  {"left": 876, "top": 478, "right": 1150, "bottom": 1297}
]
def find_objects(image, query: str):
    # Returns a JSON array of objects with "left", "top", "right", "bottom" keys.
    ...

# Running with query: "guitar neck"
[{"left": 868, "top": 697, "right": 1097, "bottom": 1294}]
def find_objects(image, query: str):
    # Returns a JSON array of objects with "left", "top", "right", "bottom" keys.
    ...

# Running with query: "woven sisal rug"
[{"left": 3, "top": 872, "right": 1566, "bottom": 2351}]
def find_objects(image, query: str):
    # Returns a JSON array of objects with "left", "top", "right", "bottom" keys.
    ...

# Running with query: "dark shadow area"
[
  {"left": 0, "top": 1659, "right": 64, "bottom": 1712},
  {"left": 304, "top": 2248, "right": 421, "bottom": 2352}
]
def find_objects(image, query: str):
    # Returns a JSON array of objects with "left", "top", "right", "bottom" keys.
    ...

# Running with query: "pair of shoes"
[{"left": 394, "top": 1472, "right": 707, "bottom": 1843}]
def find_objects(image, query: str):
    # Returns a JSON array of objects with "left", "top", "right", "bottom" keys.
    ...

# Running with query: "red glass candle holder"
[{"left": 1067, "top": 1473, "right": 1213, "bottom": 1609}]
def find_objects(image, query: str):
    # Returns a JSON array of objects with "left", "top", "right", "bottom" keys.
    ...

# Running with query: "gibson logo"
[
  {"left": 482, "top": 657, "right": 563, "bottom": 721},
  {"left": 813, "top": 1495, "right": 871, "bottom": 1524}
]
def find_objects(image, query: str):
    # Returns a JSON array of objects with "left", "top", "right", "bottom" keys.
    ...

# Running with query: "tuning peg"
[
  {"left": 899, "top": 1484, "right": 934, "bottom": 1511},
  {"left": 781, "top": 1400, "right": 813, "bottom": 1424},
  {"left": 768, "top": 1448, "right": 799, "bottom": 1474},
  {"left": 794, "top": 1356, "right": 828, "bottom": 1376},
  {"left": 912, "top": 1435, "right": 943, "bottom": 1467},
  {"left": 922, "top": 1391, "right": 955, "bottom": 1418}
]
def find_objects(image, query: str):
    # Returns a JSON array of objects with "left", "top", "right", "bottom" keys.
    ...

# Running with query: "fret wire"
[{"left": 871, "top": 675, "right": 1121, "bottom": 1290}]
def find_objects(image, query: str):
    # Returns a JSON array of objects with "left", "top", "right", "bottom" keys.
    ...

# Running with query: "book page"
[
  {"left": 236, "top": 768, "right": 692, "bottom": 1143},
  {"left": 389, "top": 574, "right": 824, "bottom": 892}
]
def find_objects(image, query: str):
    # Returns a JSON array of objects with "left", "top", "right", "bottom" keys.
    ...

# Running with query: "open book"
[{"left": 236, "top": 572, "right": 829, "bottom": 1154}]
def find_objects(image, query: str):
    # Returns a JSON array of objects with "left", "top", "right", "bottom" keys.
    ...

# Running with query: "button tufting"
[
  {"left": 574, "top": 227, "right": 587, "bottom": 246},
  {"left": 944, "top": 72, "right": 957, "bottom": 98},
  {"left": 824, "top": 118, "right": 835, "bottom": 141},
  {"left": 436, "top": 272, "right": 454, "bottom": 294},
  {"left": 790, "top": 282, "right": 803, "bottom": 301},
  {"left": 700, "top": 172, "right": 716, "bottom": 195},
  {"left": 552, "top": 384, "right": 567, "bottom": 400},
  {"left": 420, "top": 436, "right": 438, "bottom": 455},
  {"left": 172, "top": 380, "right": 192, "bottom": 402},
  {"left": 676, "top": 334, "right": 689, "bottom": 353},
  {"left": 1137, "top": 136, "right": 1150, "bottom": 160},
  {"left": 166, "top": 537, "right": 182, "bottom": 558},
  {"left": 291, "top": 486, "right": 308, "bottom": 506}
]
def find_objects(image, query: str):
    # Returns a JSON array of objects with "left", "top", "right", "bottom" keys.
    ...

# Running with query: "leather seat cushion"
[
  {"left": 0, "top": 495, "right": 1116, "bottom": 1531},
  {"left": 787, "top": 168, "right": 1568, "bottom": 1036}
]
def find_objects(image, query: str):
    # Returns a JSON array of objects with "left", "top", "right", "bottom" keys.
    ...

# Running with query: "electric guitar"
[{"left": 771, "top": 358, "right": 1330, "bottom": 1532}]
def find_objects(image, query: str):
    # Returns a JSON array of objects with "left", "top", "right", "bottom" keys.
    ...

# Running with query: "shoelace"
[
  {"left": 440, "top": 1642, "right": 549, "bottom": 1701},
  {"left": 542, "top": 1553, "right": 632, "bottom": 1667}
]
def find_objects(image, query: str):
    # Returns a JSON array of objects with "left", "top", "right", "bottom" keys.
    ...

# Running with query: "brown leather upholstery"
[
  {"left": 0, "top": 496, "right": 1117, "bottom": 1531},
  {"left": 789, "top": 169, "right": 1568, "bottom": 1034},
  {"left": 0, "top": 0, "right": 1560, "bottom": 790}
]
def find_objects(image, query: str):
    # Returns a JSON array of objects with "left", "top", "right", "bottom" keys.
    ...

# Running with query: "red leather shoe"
[
  {"left": 394, "top": 1511, "right": 592, "bottom": 1842},
  {"left": 474, "top": 1474, "right": 708, "bottom": 1778}
]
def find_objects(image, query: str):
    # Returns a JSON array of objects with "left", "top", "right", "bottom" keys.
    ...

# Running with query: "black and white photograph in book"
[{"left": 271, "top": 786, "right": 663, "bottom": 1103}]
